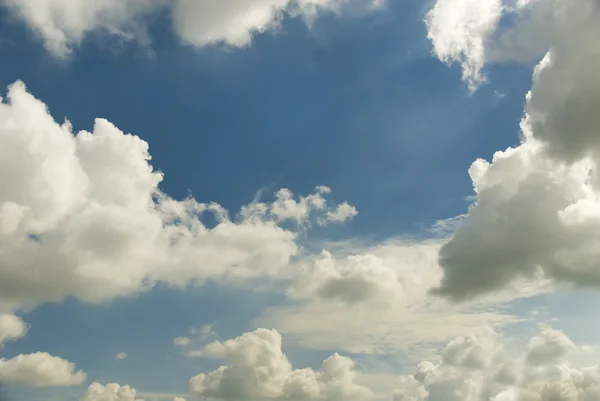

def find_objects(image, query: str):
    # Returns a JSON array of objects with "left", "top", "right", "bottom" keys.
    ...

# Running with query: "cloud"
[
  {"left": 318, "top": 202, "right": 358, "bottom": 226},
  {"left": 173, "top": 398, "right": 185, "bottom": 401},
  {"left": 0, "top": 314, "right": 27, "bottom": 346},
  {"left": 391, "top": 327, "right": 600, "bottom": 401},
  {"left": 0, "top": 80, "right": 355, "bottom": 313},
  {"left": 287, "top": 240, "right": 443, "bottom": 305},
  {"left": 245, "top": 186, "right": 355, "bottom": 226},
  {"left": 426, "top": 0, "right": 600, "bottom": 299},
  {"left": 425, "top": 0, "right": 504, "bottom": 91},
  {"left": 0, "top": 352, "right": 86, "bottom": 387},
  {"left": 173, "top": 337, "right": 191, "bottom": 347},
  {"left": 3, "top": 0, "right": 384, "bottom": 57},
  {"left": 3, "top": 0, "right": 166, "bottom": 58},
  {"left": 81, "top": 382, "right": 144, "bottom": 401},
  {"left": 258, "top": 239, "right": 545, "bottom": 355},
  {"left": 115, "top": 352, "right": 128, "bottom": 360},
  {"left": 188, "top": 328, "right": 372, "bottom": 401}
]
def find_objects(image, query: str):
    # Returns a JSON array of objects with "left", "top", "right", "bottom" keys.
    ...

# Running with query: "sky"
[{"left": 1, "top": 0, "right": 600, "bottom": 400}]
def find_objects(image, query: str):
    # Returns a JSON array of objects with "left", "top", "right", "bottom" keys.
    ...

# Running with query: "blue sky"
[{"left": 1, "top": 1, "right": 600, "bottom": 401}]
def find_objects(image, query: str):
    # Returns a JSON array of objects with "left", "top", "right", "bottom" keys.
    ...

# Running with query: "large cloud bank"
[
  {"left": 0, "top": 80, "right": 356, "bottom": 314},
  {"left": 426, "top": 0, "right": 600, "bottom": 300}
]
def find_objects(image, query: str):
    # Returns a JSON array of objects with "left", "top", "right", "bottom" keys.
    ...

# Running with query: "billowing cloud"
[
  {"left": 259, "top": 239, "right": 545, "bottom": 355},
  {"left": 425, "top": 0, "right": 503, "bottom": 90},
  {"left": 391, "top": 327, "right": 600, "bottom": 401},
  {"left": 426, "top": 0, "right": 600, "bottom": 299},
  {"left": 0, "top": 352, "right": 86, "bottom": 387},
  {"left": 0, "top": 313, "right": 27, "bottom": 346},
  {"left": 81, "top": 382, "right": 143, "bottom": 401},
  {"left": 0, "top": 80, "right": 355, "bottom": 313},
  {"left": 3, "top": 0, "right": 166, "bottom": 58},
  {"left": 288, "top": 240, "right": 442, "bottom": 305},
  {"left": 188, "top": 328, "right": 372, "bottom": 401},
  {"left": 3, "top": 0, "right": 384, "bottom": 57},
  {"left": 318, "top": 202, "right": 358, "bottom": 226}
]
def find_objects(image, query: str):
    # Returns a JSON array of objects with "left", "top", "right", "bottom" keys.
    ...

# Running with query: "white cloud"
[
  {"left": 525, "top": 327, "right": 576, "bottom": 367},
  {"left": 0, "top": 352, "right": 86, "bottom": 387},
  {"left": 115, "top": 352, "right": 128, "bottom": 360},
  {"left": 188, "top": 328, "right": 372, "bottom": 401},
  {"left": 391, "top": 327, "right": 600, "bottom": 401},
  {"left": 173, "top": 398, "right": 185, "bottom": 401},
  {"left": 0, "top": 313, "right": 27, "bottom": 345},
  {"left": 287, "top": 240, "right": 443, "bottom": 305},
  {"left": 4, "top": 0, "right": 165, "bottom": 58},
  {"left": 432, "top": 136, "right": 600, "bottom": 299},
  {"left": 81, "top": 382, "right": 144, "bottom": 401},
  {"left": 3, "top": 0, "right": 384, "bottom": 57},
  {"left": 426, "top": 0, "right": 600, "bottom": 299},
  {"left": 425, "top": 0, "right": 504, "bottom": 90},
  {"left": 259, "top": 240, "right": 545, "bottom": 355},
  {"left": 318, "top": 202, "right": 358, "bottom": 226},
  {"left": 173, "top": 337, "right": 191, "bottom": 347},
  {"left": 0, "top": 80, "right": 355, "bottom": 313}
]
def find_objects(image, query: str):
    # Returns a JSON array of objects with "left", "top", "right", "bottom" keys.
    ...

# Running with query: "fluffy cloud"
[
  {"left": 188, "top": 328, "right": 372, "bottom": 401},
  {"left": 392, "top": 327, "right": 600, "bottom": 401},
  {"left": 425, "top": 0, "right": 504, "bottom": 90},
  {"left": 0, "top": 352, "right": 86, "bottom": 387},
  {"left": 115, "top": 352, "right": 128, "bottom": 360},
  {"left": 0, "top": 80, "right": 355, "bottom": 313},
  {"left": 426, "top": 0, "right": 600, "bottom": 299},
  {"left": 243, "top": 185, "right": 356, "bottom": 226},
  {"left": 81, "top": 382, "right": 143, "bottom": 401},
  {"left": 258, "top": 239, "right": 544, "bottom": 355},
  {"left": 288, "top": 240, "right": 442, "bottom": 305},
  {"left": 3, "top": 0, "right": 383, "bottom": 57},
  {"left": 0, "top": 313, "right": 27, "bottom": 346},
  {"left": 318, "top": 202, "right": 358, "bottom": 226},
  {"left": 3, "top": 0, "right": 166, "bottom": 57}
]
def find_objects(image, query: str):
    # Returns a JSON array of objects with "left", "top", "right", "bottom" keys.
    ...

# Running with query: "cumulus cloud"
[
  {"left": 426, "top": 0, "right": 600, "bottom": 299},
  {"left": 3, "top": 0, "right": 166, "bottom": 58},
  {"left": 288, "top": 240, "right": 442, "bottom": 305},
  {"left": 81, "top": 382, "right": 143, "bottom": 401},
  {"left": 258, "top": 239, "right": 545, "bottom": 355},
  {"left": 188, "top": 328, "right": 372, "bottom": 401},
  {"left": 115, "top": 352, "right": 128, "bottom": 360},
  {"left": 318, "top": 202, "right": 358, "bottom": 226},
  {"left": 0, "top": 352, "right": 86, "bottom": 387},
  {"left": 425, "top": 0, "right": 504, "bottom": 90},
  {"left": 3, "top": 0, "right": 383, "bottom": 57},
  {"left": 391, "top": 327, "right": 600, "bottom": 401},
  {"left": 247, "top": 186, "right": 354, "bottom": 226},
  {"left": 0, "top": 314, "right": 27, "bottom": 346},
  {"left": 0, "top": 80, "right": 355, "bottom": 313}
]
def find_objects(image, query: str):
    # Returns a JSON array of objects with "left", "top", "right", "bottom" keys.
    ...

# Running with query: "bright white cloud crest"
[
  {"left": 0, "top": 313, "right": 27, "bottom": 346},
  {"left": 392, "top": 327, "right": 600, "bottom": 401},
  {"left": 81, "top": 382, "right": 144, "bottom": 401},
  {"left": 0, "top": 352, "right": 86, "bottom": 387},
  {"left": 188, "top": 328, "right": 372, "bottom": 401}
]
